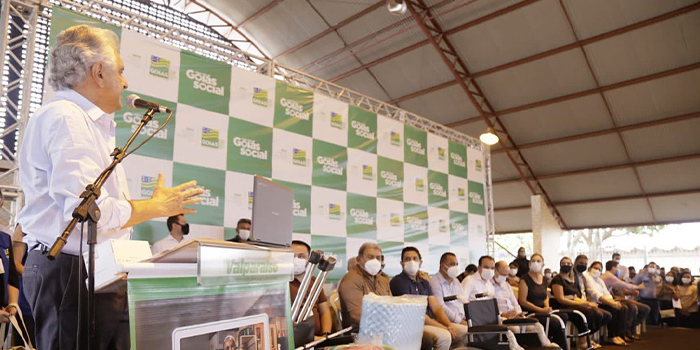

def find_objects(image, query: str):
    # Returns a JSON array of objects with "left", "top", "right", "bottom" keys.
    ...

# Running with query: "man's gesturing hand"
[{"left": 151, "top": 173, "right": 204, "bottom": 216}]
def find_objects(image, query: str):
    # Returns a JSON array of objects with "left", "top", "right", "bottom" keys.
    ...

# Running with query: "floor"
[{"left": 596, "top": 326, "right": 700, "bottom": 350}]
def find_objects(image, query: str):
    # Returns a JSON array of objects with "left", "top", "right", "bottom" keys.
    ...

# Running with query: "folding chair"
[
  {"left": 550, "top": 309, "right": 592, "bottom": 350},
  {"left": 463, "top": 299, "right": 560, "bottom": 350}
]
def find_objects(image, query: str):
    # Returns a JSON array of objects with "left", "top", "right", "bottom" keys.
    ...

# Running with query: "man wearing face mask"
[
  {"left": 152, "top": 214, "right": 189, "bottom": 254},
  {"left": 289, "top": 240, "right": 331, "bottom": 336},
  {"left": 228, "top": 218, "right": 252, "bottom": 243},
  {"left": 462, "top": 255, "right": 496, "bottom": 301},
  {"left": 429, "top": 253, "right": 468, "bottom": 326},
  {"left": 338, "top": 242, "right": 391, "bottom": 329},
  {"left": 612, "top": 253, "right": 630, "bottom": 282},
  {"left": 390, "top": 247, "right": 468, "bottom": 350},
  {"left": 511, "top": 247, "right": 529, "bottom": 278},
  {"left": 633, "top": 261, "right": 662, "bottom": 325}
]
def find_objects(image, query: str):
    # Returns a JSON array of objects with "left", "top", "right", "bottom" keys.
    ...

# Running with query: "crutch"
[
  {"left": 297, "top": 256, "right": 337, "bottom": 324},
  {"left": 291, "top": 250, "right": 323, "bottom": 322}
]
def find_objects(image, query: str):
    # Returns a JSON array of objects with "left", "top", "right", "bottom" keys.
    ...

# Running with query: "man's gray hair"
[
  {"left": 358, "top": 242, "right": 381, "bottom": 257},
  {"left": 48, "top": 25, "right": 119, "bottom": 90}
]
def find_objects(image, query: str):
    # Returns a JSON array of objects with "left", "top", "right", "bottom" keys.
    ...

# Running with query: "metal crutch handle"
[{"left": 300, "top": 256, "right": 337, "bottom": 323}]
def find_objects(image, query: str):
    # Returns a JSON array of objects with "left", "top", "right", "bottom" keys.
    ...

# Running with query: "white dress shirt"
[
  {"left": 18, "top": 89, "right": 132, "bottom": 256},
  {"left": 492, "top": 278, "right": 522, "bottom": 314},
  {"left": 429, "top": 272, "right": 466, "bottom": 323},
  {"left": 462, "top": 271, "right": 495, "bottom": 301},
  {"left": 152, "top": 234, "right": 182, "bottom": 254},
  {"left": 583, "top": 272, "right": 613, "bottom": 304}
]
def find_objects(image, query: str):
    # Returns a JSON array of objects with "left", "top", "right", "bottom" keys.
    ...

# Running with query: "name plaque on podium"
[{"left": 197, "top": 242, "right": 294, "bottom": 286}]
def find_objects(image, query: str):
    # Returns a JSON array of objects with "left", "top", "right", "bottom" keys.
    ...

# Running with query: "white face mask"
[
  {"left": 647, "top": 267, "right": 656, "bottom": 275},
  {"left": 481, "top": 268, "right": 495, "bottom": 281},
  {"left": 613, "top": 259, "right": 621, "bottom": 264},
  {"left": 509, "top": 268, "right": 518, "bottom": 277},
  {"left": 447, "top": 265, "right": 461, "bottom": 279},
  {"left": 665, "top": 276, "right": 675, "bottom": 284},
  {"left": 681, "top": 278, "right": 691, "bottom": 285},
  {"left": 545, "top": 273, "right": 552, "bottom": 279},
  {"left": 238, "top": 229, "right": 251, "bottom": 241},
  {"left": 364, "top": 259, "right": 382, "bottom": 276},
  {"left": 518, "top": 252, "right": 526, "bottom": 258},
  {"left": 590, "top": 269, "right": 601, "bottom": 278},
  {"left": 495, "top": 275, "right": 507, "bottom": 284},
  {"left": 293, "top": 257, "right": 307, "bottom": 275},
  {"left": 530, "top": 262, "right": 543, "bottom": 273},
  {"left": 403, "top": 260, "right": 420, "bottom": 276}
]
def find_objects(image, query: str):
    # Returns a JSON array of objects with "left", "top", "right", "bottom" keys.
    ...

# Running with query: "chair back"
[
  {"left": 464, "top": 298, "right": 500, "bottom": 326},
  {"left": 328, "top": 289, "right": 343, "bottom": 332}
]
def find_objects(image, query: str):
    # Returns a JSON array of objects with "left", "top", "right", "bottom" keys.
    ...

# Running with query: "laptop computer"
[{"left": 250, "top": 175, "right": 293, "bottom": 248}]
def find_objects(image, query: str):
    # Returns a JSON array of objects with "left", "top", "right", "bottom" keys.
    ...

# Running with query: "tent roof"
[{"left": 200, "top": 0, "right": 700, "bottom": 232}]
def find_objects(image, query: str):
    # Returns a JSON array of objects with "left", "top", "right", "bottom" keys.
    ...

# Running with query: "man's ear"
[{"left": 91, "top": 62, "right": 105, "bottom": 87}]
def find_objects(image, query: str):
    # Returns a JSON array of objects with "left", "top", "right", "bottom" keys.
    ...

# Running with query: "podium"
[{"left": 125, "top": 239, "right": 294, "bottom": 350}]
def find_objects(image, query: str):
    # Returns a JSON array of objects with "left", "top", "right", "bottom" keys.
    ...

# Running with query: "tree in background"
[{"left": 564, "top": 225, "right": 665, "bottom": 262}]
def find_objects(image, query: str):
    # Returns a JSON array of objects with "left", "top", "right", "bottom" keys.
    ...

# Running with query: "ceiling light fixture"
[
  {"left": 387, "top": 0, "right": 407, "bottom": 15},
  {"left": 479, "top": 128, "right": 499, "bottom": 146}
]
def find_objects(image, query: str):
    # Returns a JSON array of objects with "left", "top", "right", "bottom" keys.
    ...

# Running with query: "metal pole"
[
  {"left": 299, "top": 256, "right": 336, "bottom": 323},
  {"left": 291, "top": 250, "right": 323, "bottom": 322}
]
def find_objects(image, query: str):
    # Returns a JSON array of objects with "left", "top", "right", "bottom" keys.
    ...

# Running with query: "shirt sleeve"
[
  {"left": 430, "top": 278, "right": 460, "bottom": 323},
  {"left": 44, "top": 107, "right": 132, "bottom": 233},
  {"left": 584, "top": 275, "right": 602, "bottom": 302},
  {"left": 508, "top": 284, "right": 522, "bottom": 313},
  {"left": 338, "top": 274, "right": 365, "bottom": 327}
]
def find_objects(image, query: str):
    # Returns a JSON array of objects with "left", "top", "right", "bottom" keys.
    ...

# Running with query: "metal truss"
[
  {"left": 405, "top": 0, "right": 567, "bottom": 229},
  {"left": 1, "top": 0, "right": 486, "bottom": 224},
  {"left": 0, "top": 0, "right": 42, "bottom": 225},
  {"left": 484, "top": 147, "right": 495, "bottom": 256}
]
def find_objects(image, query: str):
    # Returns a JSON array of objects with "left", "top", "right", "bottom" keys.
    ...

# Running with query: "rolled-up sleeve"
[{"left": 45, "top": 109, "right": 132, "bottom": 231}]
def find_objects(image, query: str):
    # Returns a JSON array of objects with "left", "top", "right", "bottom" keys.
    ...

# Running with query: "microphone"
[{"left": 126, "top": 94, "right": 171, "bottom": 113}]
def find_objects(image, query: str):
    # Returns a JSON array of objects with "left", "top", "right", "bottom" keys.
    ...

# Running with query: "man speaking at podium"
[{"left": 17, "top": 25, "right": 203, "bottom": 350}]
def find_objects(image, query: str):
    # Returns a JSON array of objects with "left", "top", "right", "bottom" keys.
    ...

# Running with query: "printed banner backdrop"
[{"left": 49, "top": 8, "right": 488, "bottom": 282}]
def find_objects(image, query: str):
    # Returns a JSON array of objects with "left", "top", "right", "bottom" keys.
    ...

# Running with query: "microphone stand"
[{"left": 47, "top": 108, "right": 157, "bottom": 350}]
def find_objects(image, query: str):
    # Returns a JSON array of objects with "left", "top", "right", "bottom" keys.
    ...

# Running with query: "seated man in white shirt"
[
  {"left": 152, "top": 214, "right": 189, "bottom": 254},
  {"left": 462, "top": 255, "right": 496, "bottom": 301},
  {"left": 492, "top": 261, "right": 556, "bottom": 348},
  {"left": 430, "top": 252, "right": 469, "bottom": 325}
]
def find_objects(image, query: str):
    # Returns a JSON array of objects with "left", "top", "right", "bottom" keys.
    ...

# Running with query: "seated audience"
[
  {"left": 227, "top": 218, "right": 252, "bottom": 243},
  {"left": 338, "top": 243, "right": 391, "bottom": 329},
  {"left": 390, "top": 247, "right": 467, "bottom": 350},
  {"left": 429, "top": 253, "right": 468, "bottom": 325},
  {"left": 289, "top": 240, "right": 331, "bottom": 336},
  {"left": 583, "top": 261, "right": 634, "bottom": 346},
  {"left": 627, "top": 266, "right": 636, "bottom": 281},
  {"left": 601, "top": 260, "right": 648, "bottom": 340},
  {"left": 551, "top": 256, "right": 611, "bottom": 349},
  {"left": 492, "top": 260, "right": 556, "bottom": 348},
  {"left": 634, "top": 262, "right": 662, "bottom": 325},
  {"left": 517, "top": 253, "right": 568, "bottom": 349},
  {"left": 674, "top": 271, "right": 699, "bottom": 328}
]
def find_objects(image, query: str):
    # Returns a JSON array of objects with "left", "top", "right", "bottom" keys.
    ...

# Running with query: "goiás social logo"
[
  {"left": 201, "top": 127, "right": 220, "bottom": 148},
  {"left": 406, "top": 137, "right": 425, "bottom": 156},
  {"left": 292, "top": 148, "right": 308, "bottom": 166},
  {"left": 351, "top": 120, "right": 374, "bottom": 140},
  {"left": 252, "top": 87, "right": 269, "bottom": 107},
  {"left": 380, "top": 170, "right": 402, "bottom": 188},
  {"left": 149, "top": 55, "right": 170, "bottom": 79},
  {"left": 197, "top": 186, "right": 220, "bottom": 207},
  {"left": 280, "top": 98, "right": 310, "bottom": 121},
  {"left": 185, "top": 69, "right": 225, "bottom": 96},
  {"left": 232, "top": 136, "right": 267, "bottom": 160},
  {"left": 350, "top": 208, "right": 373, "bottom": 225},
  {"left": 330, "top": 112, "right": 343, "bottom": 129},
  {"left": 122, "top": 112, "right": 168, "bottom": 140},
  {"left": 317, "top": 155, "right": 343, "bottom": 176},
  {"left": 140, "top": 175, "right": 157, "bottom": 197}
]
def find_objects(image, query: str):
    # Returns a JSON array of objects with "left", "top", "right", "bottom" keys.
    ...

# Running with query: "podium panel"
[{"left": 128, "top": 239, "right": 294, "bottom": 350}]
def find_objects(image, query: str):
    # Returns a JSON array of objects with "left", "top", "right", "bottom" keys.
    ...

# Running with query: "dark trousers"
[
  {"left": 564, "top": 304, "right": 612, "bottom": 334},
  {"left": 600, "top": 303, "right": 632, "bottom": 338},
  {"left": 620, "top": 299, "right": 650, "bottom": 333},
  {"left": 22, "top": 250, "right": 129, "bottom": 350},
  {"left": 639, "top": 297, "right": 660, "bottom": 325},
  {"left": 535, "top": 313, "right": 568, "bottom": 349}
]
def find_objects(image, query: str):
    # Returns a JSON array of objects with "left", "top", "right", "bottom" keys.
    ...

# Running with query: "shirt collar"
[{"left": 55, "top": 89, "right": 110, "bottom": 122}]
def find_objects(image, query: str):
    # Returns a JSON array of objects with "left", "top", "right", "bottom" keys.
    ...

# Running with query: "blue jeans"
[{"left": 639, "top": 297, "right": 660, "bottom": 325}]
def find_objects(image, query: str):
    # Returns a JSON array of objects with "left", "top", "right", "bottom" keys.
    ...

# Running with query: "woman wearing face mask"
[
  {"left": 583, "top": 261, "right": 633, "bottom": 346},
  {"left": 511, "top": 247, "right": 529, "bottom": 278},
  {"left": 633, "top": 262, "right": 662, "bottom": 325},
  {"left": 517, "top": 253, "right": 568, "bottom": 349},
  {"left": 674, "top": 272, "right": 699, "bottom": 328},
  {"left": 507, "top": 262, "right": 520, "bottom": 288},
  {"left": 551, "top": 257, "right": 611, "bottom": 349}
]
